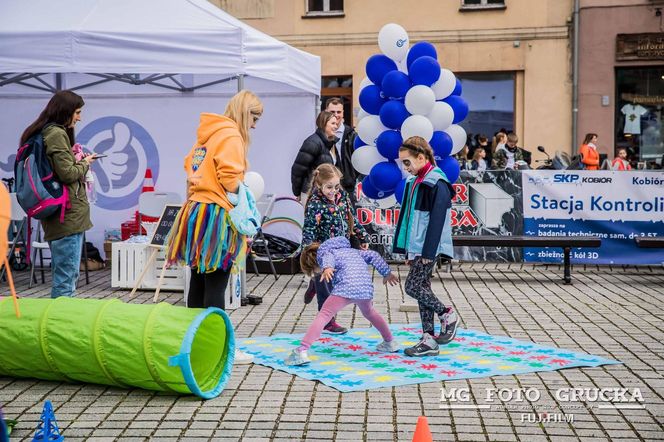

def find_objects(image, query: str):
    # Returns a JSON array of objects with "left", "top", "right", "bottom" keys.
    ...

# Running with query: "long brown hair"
[
  {"left": 582, "top": 133, "right": 598, "bottom": 145},
  {"left": 307, "top": 163, "right": 355, "bottom": 236},
  {"left": 316, "top": 111, "right": 336, "bottom": 132},
  {"left": 399, "top": 136, "right": 436, "bottom": 165},
  {"left": 20, "top": 90, "right": 84, "bottom": 146},
  {"left": 300, "top": 243, "right": 321, "bottom": 277}
]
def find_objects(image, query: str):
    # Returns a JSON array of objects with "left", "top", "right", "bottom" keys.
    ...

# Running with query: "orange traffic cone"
[
  {"left": 412, "top": 416, "right": 433, "bottom": 442},
  {"left": 141, "top": 168, "right": 155, "bottom": 193}
]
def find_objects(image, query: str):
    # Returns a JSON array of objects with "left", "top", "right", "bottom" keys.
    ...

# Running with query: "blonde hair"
[
  {"left": 399, "top": 136, "right": 436, "bottom": 165},
  {"left": 492, "top": 132, "right": 506, "bottom": 152},
  {"left": 300, "top": 243, "right": 321, "bottom": 277},
  {"left": 224, "top": 90, "right": 263, "bottom": 150}
]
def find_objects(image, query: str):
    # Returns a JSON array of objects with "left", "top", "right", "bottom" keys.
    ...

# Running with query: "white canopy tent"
[{"left": 0, "top": 0, "right": 319, "bottom": 250}]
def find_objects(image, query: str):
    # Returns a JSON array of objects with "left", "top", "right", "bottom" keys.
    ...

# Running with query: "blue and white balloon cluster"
[{"left": 352, "top": 23, "right": 469, "bottom": 206}]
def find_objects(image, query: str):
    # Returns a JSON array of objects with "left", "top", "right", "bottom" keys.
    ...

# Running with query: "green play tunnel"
[{"left": 0, "top": 297, "right": 234, "bottom": 399}]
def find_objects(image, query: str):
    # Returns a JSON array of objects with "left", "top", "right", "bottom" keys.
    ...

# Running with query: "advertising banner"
[
  {"left": 356, "top": 170, "right": 524, "bottom": 262},
  {"left": 522, "top": 170, "right": 664, "bottom": 264}
]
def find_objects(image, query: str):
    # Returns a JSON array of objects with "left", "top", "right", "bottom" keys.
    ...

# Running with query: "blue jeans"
[{"left": 49, "top": 232, "right": 84, "bottom": 298}]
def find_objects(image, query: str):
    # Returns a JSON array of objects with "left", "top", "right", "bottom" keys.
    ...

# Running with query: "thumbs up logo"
[{"left": 77, "top": 116, "right": 159, "bottom": 210}]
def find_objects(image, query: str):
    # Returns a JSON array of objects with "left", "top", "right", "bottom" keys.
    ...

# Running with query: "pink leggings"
[{"left": 298, "top": 295, "right": 393, "bottom": 351}]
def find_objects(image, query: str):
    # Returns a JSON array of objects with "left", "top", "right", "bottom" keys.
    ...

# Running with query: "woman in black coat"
[{"left": 291, "top": 111, "right": 340, "bottom": 202}]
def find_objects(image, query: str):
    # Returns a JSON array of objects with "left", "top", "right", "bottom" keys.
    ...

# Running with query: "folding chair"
[
  {"left": 29, "top": 221, "right": 50, "bottom": 287},
  {"left": 0, "top": 193, "right": 28, "bottom": 282},
  {"left": 248, "top": 193, "right": 278, "bottom": 280}
]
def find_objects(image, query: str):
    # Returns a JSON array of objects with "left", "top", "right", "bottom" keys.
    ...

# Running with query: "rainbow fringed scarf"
[{"left": 165, "top": 201, "right": 247, "bottom": 273}]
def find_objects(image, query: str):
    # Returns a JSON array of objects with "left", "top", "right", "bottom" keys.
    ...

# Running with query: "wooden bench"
[
  {"left": 634, "top": 237, "right": 664, "bottom": 248},
  {"left": 452, "top": 235, "right": 602, "bottom": 284}
]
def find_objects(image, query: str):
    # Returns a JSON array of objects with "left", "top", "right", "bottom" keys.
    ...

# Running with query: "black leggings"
[{"left": 187, "top": 267, "right": 231, "bottom": 309}]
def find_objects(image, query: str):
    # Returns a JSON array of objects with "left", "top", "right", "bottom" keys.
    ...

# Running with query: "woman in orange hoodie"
[
  {"left": 579, "top": 133, "right": 600, "bottom": 170},
  {"left": 166, "top": 90, "right": 263, "bottom": 316}
]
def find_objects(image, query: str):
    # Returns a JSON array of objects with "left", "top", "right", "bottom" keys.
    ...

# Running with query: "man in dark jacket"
[{"left": 325, "top": 97, "right": 360, "bottom": 204}]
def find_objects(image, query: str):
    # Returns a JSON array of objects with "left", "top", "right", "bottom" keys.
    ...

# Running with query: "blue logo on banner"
[{"left": 77, "top": 116, "right": 159, "bottom": 210}]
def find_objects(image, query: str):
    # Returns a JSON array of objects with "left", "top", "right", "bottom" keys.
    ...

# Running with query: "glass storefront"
[
  {"left": 615, "top": 67, "right": 664, "bottom": 165},
  {"left": 457, "top": 72, "right": 515, "bottom": 140}
]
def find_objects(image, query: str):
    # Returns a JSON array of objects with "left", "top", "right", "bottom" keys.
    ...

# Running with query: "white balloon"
[
  {"left": 398, "top": 58, "right": 409, "bottom": 74},
  {"left": 244, "top": 171, "right": 265, "bottom": 200},
  {"left": 374, "top": 194, "right": 398, "bottom": 209},
  {"left": 426, "top": 101, "right": 454, "bottom": 131},
  {"left": 357, "top": 108, "right": 369, "bottom": 122},
  {"left": 404, "top": 85, "right": 436, "bottom": 116},
  {"left": 352, "top": 146, "right": 386, "bottom": 175},
  {"left": 400, "top": 115, "right": 434, "bottom": 142},
  {"left": 445, "top": 124, "right": 468, "bottom": 155},
  {"left": 431, "top": 68, "right": 456, "bottom": 100},
  {"left": 359, "top": 76, "right": 374, "bottom": 91},
  {"left": 357, "top": 115, "right": 387, "bottom": 146},
  {"left": 378, "top": 23, "right": 409, "bottom": 62}
]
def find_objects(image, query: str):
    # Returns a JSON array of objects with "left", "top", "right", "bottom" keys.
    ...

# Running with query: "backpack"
[
  {"left": 229, "top": 182, "right": 261, "bottom": 236},
  {"left": 14, "top": 124, "right": 69, "bottom": 222}
]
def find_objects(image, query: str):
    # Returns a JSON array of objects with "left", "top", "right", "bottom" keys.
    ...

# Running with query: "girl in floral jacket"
[{"left": 301, "top": 164, "right": 369, "bottom": 334}]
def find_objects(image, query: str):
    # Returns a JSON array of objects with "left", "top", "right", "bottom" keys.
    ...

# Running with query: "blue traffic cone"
[{"left": 32, "top": 401, "right": 63, "bottom": 442}]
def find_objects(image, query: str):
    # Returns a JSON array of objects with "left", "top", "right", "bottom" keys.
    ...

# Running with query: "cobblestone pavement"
[{"left": 1, "top": 263, "right": 663, "bottom": 441}]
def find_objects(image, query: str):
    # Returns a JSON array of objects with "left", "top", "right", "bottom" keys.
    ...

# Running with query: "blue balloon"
[
  {"left": 430, "top": 131, "right": 453, "bottom": 160},
  {"left": 366, "top": 54, "right": 398, "bottom": 86},
  {"left": 443, "top": 95, "right": 469, "bottom": 124},
  {"left": 439, "top": 156, "right": 461, "bottom": 183},
  {"left": 381, "top": 71, "right": 411, "bottom": 99},
  {"left": 452, "top": 78, "right": 462, "bottom": 96},
  {"left": 394, "top": 178, "right": 407, "bottom": 204},
  {"left": 379, "top": 100, "right": 410, "bottom": 130},
  {"left": 376, "top": 130, "right": 403, "bottom": 160},
  {"left": 409, "top": 56, "right": 441, "bottom": 86},
  {"left": 406, "top": 41, "right": 438, "bottom": 69},
  {"left": 369, "top": 161, "right": 402, "bottom": 192},
  {"left": 359, "top": 84, "right": 386, "bottom": 115},
  {"left": 361, "top": 176, "right": 394, "bottom": 200},
  {"left": 354, "top": 135, "right": 366, "bottom": 150}
]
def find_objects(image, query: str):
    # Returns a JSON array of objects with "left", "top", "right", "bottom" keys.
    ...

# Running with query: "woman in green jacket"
[{"left": 20, "top": 90, "right": 96, "bottom": 298}]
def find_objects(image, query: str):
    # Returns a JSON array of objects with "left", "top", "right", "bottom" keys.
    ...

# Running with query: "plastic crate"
[{"left": 110, "top": 242, "right": 185, "bottom": 291}]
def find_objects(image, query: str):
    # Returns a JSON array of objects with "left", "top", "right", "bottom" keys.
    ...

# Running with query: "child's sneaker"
[
  {"left": 284, "top": 349, "right": 311, "bottom": 366},
  {"left": 323, "top": 321, "right": 348, "bottom": 335},
  {"left": 436, "top": 308, "right": 459, "bottom": 345},
  {"left": 404, "top": 333, "right": 439, "bottom": 357},
  {"left": 376, "top": 340, "right": 400, "bottom": 352},
  {"left": 234, "top": 349, "right": 254, "bottom": 364}
]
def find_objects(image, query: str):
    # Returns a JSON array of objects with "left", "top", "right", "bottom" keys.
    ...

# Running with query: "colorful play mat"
[{"left": 238, "top": 324, "right": 620, "bottom": 392}]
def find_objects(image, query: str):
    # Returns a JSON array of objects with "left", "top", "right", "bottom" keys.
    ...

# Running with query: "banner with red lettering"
[{"left": 355, "top": 170, "right": 524, "bottom": 262}]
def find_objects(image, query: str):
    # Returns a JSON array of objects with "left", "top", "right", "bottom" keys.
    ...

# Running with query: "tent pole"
[
  {"left": 237, "top": 74, "right": 244, "bottom": 92},
  {"left": 55, "top": 73, "right": 63, "bottom": 91}
]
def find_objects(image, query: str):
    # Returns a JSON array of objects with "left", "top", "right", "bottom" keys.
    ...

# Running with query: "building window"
[
  {"left": 615, "top": 67, "right": 664, "bottom": 167},
  {"left": 456, "top": 72, "right": 515, "bottom": 145},
  {"left": 321, "top": 76, "right": 353, "bottom": 125},
  {"left": 305, "top": 0, "right": 344, "bottom": 17},
  {"left": 460, "top": 0, "right": 506, "bottom": 10}
]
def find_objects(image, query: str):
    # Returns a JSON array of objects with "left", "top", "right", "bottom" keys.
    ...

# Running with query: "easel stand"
[{"left": 128, "top": 245, "right": 169, "bottom": 302}]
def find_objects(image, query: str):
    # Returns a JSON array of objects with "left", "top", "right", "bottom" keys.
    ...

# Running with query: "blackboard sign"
[{"left": 151, "top": 204, "right": 181, "bottom": 247}]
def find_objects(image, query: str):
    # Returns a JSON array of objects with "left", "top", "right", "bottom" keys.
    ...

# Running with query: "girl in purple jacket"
[{"left": 285, "top": 236, "right": 399, "bottom": 366}]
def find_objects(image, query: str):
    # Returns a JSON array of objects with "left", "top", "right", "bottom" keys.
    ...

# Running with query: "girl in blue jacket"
[
  {"left": 285, "top": 236, "right": 399, "bottom": 366},
  {"left": 393, "top": 136, "right": 459, "bottom": 357}
]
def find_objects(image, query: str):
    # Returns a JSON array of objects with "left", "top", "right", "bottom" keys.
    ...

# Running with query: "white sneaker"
[
  {"left": 376, "top": 340, "right": 400, "bottom": 352},
  {"left": 234, "top": 349, "right": 254, "bottom": 364}
]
